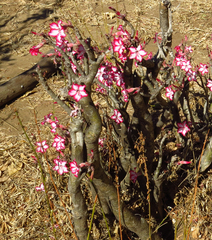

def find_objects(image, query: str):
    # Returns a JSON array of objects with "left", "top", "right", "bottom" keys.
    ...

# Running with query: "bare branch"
[
  {"left": 46, "top": 37, "right": 78, "bottom": 81},
  {"left": 154, "top": 133, "right": 168, "bottom": 179},
  {"left": 74, "top": 27, "right": 95, "bottom": 61},
  {"left": 36, "top": 66, "right": 71, "bottom": 115}
]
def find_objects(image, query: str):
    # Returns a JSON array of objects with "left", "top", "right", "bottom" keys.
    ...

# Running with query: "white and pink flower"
[
  {"left": 68, "top": 84, "right": 88, "bottom": 102},
  {"left": 52, "top": 134, "right": 65, "bottom": 151},
  {"left": 180, "top": 60, "right": 192, "bottom": 72},
  {"left": 70, "top": 160, "right": 80, "bottom": 177},
  {"left": 53, "top": 157, "right": 69, "bottom": 175},
  {"left": 129, "top": 44, "right": 147, "bottom": 62},
  {"left": 111, "top": 109, "right": 123, "bottom": 124},
  {"left": 165, "top": 86, "right": 175, "bottom": 101},
  {"left": 198, "top": 63, "right": 209, "bottom": 75},
  {"left": 98, "top": 138, "right": 105, "bottom": 148},
  {"left": 36, "top": 140, "right": 49, "bottom": 153},
  {"left": 186, "top": 70, "right": 197, "bottom": 82},
  {"left": 112, "top": 38, "right": 125, "bottom": 55},
  {"left": 177, "top": 121, "right": 190, "bottom": 136},
  {"left": 29, "top": 46, "right": 41, "bottom": 56},
  {"left": 35, "top": 183, "right": 45, "bottom": 192},
  {"left": 207, "top": 79, "right": 212, "bottom": 91},
  {"left": 48, "top": 20, "right": 66, "bottom": 43}
]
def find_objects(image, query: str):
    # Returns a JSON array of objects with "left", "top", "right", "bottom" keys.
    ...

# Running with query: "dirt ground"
[{"left": 0, "top": 0, "right": 212, "bottom": 239}]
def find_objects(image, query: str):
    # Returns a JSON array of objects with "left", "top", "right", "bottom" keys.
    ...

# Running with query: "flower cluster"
[
  {"left": 41, "top": 113, "right": 67, "bottom": 133},
  {"left": 96, "top": 62, "right": 128, "bottom": 102},
  {"left": 174, "top": 40, "right": 196, "bottom": 80},
  {"left": 111, "top": 25, "right": 147, "bottom": 63},
  {"left": 29, "top": 20, "right": 86, "bottom": 71}
]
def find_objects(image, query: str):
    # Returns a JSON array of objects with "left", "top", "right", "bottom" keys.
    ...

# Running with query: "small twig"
[
  {"left": 67, "top": 51, "right": 85, "bottom": 77},
  {"left": 46, "top": 37, "right": 77, "bottom": 81},
  {"left": 154, "top": 133, "right": 167, "bottom": 179},
  {"left": 108, "top": 7, "right": 135, "bottom": 38},
  {"left": 186, "top": 130, "right": 210, "bottom": 240},
  {"left": 36, "top": 66, "right": 71, "bottom": 115},
  {"left": 74, "top": 27, "right": 95, "bottom": 62}
]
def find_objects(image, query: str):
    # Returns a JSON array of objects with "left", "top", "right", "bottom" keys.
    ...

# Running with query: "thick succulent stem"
[{"left": 68, "top": 117, "right": 92, "bottom": 240}]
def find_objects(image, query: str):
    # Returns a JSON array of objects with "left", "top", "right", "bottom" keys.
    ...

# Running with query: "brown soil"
[{"left": 0, "top": 0, "right": 212, "bottom": 239}]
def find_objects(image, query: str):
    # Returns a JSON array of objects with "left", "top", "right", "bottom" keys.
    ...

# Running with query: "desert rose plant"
[{"left": 30, "top": 0, "right": 212, "bottom": 239}]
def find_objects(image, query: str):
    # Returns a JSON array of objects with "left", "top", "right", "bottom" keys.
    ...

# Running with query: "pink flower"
[
  {"left": 41, "top": 113, "right": 53, "bottom": 125},
  {"left": 177, "top": 121, "right": 190, "bottom": 136},
  {"left": 73, "top": 44, "right": 86, "bottom": 59},
  {"left": 180, "top": 60, "right": 192, "bottom": 72},
  {"left": 146, "top": 52, "right": 153, "bottom": 60},
  {"left": 129, "top": 44, "right": 147, "bottom": 62},
  {"left": 53, "top": 157, "right": 69, "bottom": 175},
  {"left": 70, "top": 160, "right": 80, "bottom": 177},
  {"left": 88, "top": 149, "right": 94, "bottom": 160},
  {"left": 174, "top": 44, "right": 182, "bottom": 53},
  {"left": 29, "top": 46, "right": 41, "bottom": 56},
  {"left": 186, "top": 70, "right": 197, "bottom": 82},
  {"left": 71, "top": 62, "right": 77, "bottom": 73},
  {"left": 198, "top": 63, "right": 208, "bottom": 75},
  {"left": 48, "top": 20, "right": 66, "bottom": 43},
  {"left": 78, "top": 162, "right": 91, "bottom": 168},
  {"left": 96, "top": 85, "right": 107, "bottom": 94},
  {"left": 29, "top": 42, "right": 44, "bottom": 56},
  {"left": 52, "top": 134, "right": 65, "bottom": 151},
  {"left": 51, "top": 122, "right": 58, "bottom": 133},
  {"left": 165, "top": 86, "right": 175, "bottom": 101},
  {"left": 121, "top": 88, "right": 129, "bottom": 102},
  {"left": 175, "top": 57, "right": 185, "bottom": 67},
  {"left": 68, "top": 84, "right": 88, "bottom": 102},
  {"left": 111, "top": 109, "right": 123, "bottom": 124},
  {"left": 112, "top": 38, "right": 125, "bottom": 55},
  {"left": 126, "top": 87, "right": 140, "bottom": 94},
  {"left": 70, "top": 104, "right": 81, "bottom": 117},
  {"left": 113, "top": 72, "right": 124, "bottom": 87},
  {"left": 118, "top": 52, "right": 127, "bottom": 63},
  {"left": 153, "top": 32, "right": 162, "bottom": 44},
  {"left": 35, "top": 183, "right": 45, "bottom": 191},
  {"left": 176, "top": 161, "right": 191, "bottom": 165},
  {"left": 129, "top": 168, "right": 141, "bottom": 183},
  {"left": 185, "top": 46, "right": 193, "bottom": 53},
  {"left": 98, "top": 138, "right": 105, "bottom": 147},
  {"left": 36, "top": 140, "right": 49, "bottom": 153},
  {"left": 207, "top": 79, "right": 212, "bottom": 91}
]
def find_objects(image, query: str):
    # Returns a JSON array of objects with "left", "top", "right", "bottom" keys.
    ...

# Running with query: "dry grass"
[{"left": 0, "top": 0, "right": 212, "bottom": 239}]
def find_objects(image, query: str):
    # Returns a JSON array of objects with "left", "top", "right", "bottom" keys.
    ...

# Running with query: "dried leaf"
[
  {"left": 0, "top": 176, "right": 9, "bottom": 182},
  {"left": 8, "top": 162, "right": 23, "bottom": 176},
  {"left": 0, "top": 162, "right": 9, "bottom": 171}
]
